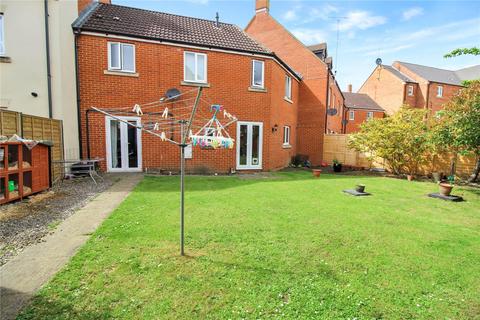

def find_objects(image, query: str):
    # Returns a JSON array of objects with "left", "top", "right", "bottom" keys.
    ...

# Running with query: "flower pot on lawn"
[
  {"left": 407, "top": 175, "right": 414, "bottom": 181},
  {"left": 439, "top": 183, "right": 454, "bottom": 196},
  {"left": 333, "top": 163, "right": 342, "bottom": 172},
  {"left": 312, "top": 169, "right": 322, "bottom": 178},
  {"left": 356, "top": 184, "right": 366, "bottom": 193}
]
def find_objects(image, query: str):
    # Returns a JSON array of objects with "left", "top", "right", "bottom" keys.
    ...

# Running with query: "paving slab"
[{"left": 0, "top": 173, "right": 143, "bottom": 320}]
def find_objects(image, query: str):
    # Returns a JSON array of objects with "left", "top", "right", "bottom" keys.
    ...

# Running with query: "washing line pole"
[{"left": 179, "top": 87, "right": 203, "bottom": 256}]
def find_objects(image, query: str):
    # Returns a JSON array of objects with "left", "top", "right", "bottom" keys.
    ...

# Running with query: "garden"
[{"left": 18, "top": 171, "right": 480, "bottom": 319}]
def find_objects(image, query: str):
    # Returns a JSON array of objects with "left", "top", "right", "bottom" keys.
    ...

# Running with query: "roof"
[
  {"left": 396, "top": 61, "right": 480, "bottom": 86},
  {"left": 72, "top": 3, "right": 271, "bottom": 55},
  {"left": 307, "top": 43, "right": 327, "bottom": 53},
  {"left": 342, "top": 92, "right": 385, "bottom": 112},
  {"left": 382, "top": 65, "right": 417, "bottom": 83}
]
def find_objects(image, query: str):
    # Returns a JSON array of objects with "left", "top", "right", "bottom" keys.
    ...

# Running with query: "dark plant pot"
[
  {"left": 356, "top": 184, "right": 366, "bottom": 193},
  {"left": 439, "top": 183, "right": 453, "bottom": 196},
  {"left": 312, "top": 169, "right": 322, "bottom": 178},
  {"left": 333, "top": 164, "right": 342, "bottom": 172}
]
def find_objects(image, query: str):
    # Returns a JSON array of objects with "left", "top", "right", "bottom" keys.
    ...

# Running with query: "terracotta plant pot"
[
  {"left": 439, "top": 183, "right": 453, "bottom": 196},
  {"left": 407, "top": 175, "right": 414, "bottom": 181},
  {"left": 356, "top": 184, "right": 366, "bottom": 193},
  {"left": 312, "top": 169, "right": 322, "bottom": 178}
]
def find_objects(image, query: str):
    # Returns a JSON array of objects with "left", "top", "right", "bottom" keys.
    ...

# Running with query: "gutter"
[{"left": 44, "top": 0, "right": 53, "bottom": 118}]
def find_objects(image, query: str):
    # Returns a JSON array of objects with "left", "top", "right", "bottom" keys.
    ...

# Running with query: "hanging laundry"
[
  {"left": 160, "top": 132, "right": 166, "bottom": 141},
  {"left": 162, "top": 107, "right": 169, "bottom": 119},
  {"left": 153, "top": 123, "right": 160, "bottom": 131},
  {"left": 132, "top": 104, "right": 143, "bottom": 116}
]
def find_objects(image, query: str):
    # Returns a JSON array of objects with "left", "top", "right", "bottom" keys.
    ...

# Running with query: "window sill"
[
  {"left": 282, "top": 144, "right": 292, "bottom": 149},
  {"left": 284, "top": 97, "right": 293, "bottom": 104},
  {"left": 248, "top": 87, "right": 267, "bottom": 93},
  {"left": 181, "top": 81, "right": 211, "bottom": 88},
  {"left": 0, "top": 56, "right": 12, "bottom": 63},
  {"left": 104, "top": 70, "right": 139, "bottom": 77}
]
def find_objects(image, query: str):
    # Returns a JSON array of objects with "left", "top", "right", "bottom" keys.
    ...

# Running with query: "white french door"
[
  {"left": 105, "top": 116, "right": 142, "bottom": 172},
  {"left": 236, "top": 121, "right": 263, "bottom": 170}
]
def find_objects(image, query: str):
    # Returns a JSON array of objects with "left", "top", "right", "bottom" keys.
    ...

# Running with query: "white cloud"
[
  {"left": 283, "top": 9, "right": 298, "bottom": 22},
  {"left": 186, "top": 0, "right": 209, "bottom": 4},
  {"left": 291, "top": 28, "right": 328, "bottom": 45},
  {"left": 402, "top": 7, "right": 423, "bottom": 21},
  {"left": 338, "top": 11, "right": 387, "bottom": 31},
  {"left": 364, "top": 44, "right": 414, "bottom": 56}
]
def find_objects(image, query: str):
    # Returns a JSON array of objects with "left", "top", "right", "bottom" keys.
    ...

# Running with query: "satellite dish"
[
  {"left": 327, "top": 108, "right": 338, "bottom": 116},
  {"left": 375, "top": 58, "right": 382, "bottom": 66},
  {"left": 165, "top": 88, "right": 181, "bottom": 100}
]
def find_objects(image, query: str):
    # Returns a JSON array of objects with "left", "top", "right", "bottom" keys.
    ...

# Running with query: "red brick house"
[
  {"left": 73, "top": 2, "right": 302, "bottom": 173},
  {"left": 342, "top": 86, "right": 384, "bottom": 134},
  {"left": 359, "top": 61, "right": 480, "bottom": 114},
  {"left": 245, "top": 0, "right": 345, "bottom": 164}
]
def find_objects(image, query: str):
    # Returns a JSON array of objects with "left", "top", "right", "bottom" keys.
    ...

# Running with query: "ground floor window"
[
  {"left": 349, "top": 111, "right": 355, "bottom": 121},
  {"left": 237, "top": 122, "right": 263, "bottom": 170},
  {"left": 367, "top": 111, "right": 374, "bottom": 120},
  {"left": 283, "top": 126, "right": 290, "bottom": 145}
]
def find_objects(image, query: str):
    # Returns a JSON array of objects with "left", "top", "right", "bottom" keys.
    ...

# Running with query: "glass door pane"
[
  {"left": 110, "top": 120, "right": 122, "bottom": 169},
  {"left": 239, "top": 124, "right": 248, "bottom": 166},
  {"left": 251, "top": 125, "right": 260, "bottom": 166},
  {"left": 127, "top": 121, "right": 139, "bottom": 168}
]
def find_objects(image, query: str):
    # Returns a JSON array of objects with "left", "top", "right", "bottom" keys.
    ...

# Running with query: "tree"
[
  {"left": 348, "top": 107, "right": 431, "bottom": 175},
  {"left": 444, "top": 47, "right": 480, "bottom": 58},
  {"left": 430, "top": 81, "right": 480, "bottom": 182}
]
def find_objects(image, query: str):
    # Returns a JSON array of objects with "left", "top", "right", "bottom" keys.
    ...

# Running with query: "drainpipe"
[
  {"left": 425, "top": 82, "right": 430, "bottom": 110},
  {"left": 44, "top": 0, "right": 53, "bottom": 118},
  {"left": 74, "top": 33, "right": 83, "bottom": 158},
  {"left": 324, "top": 69, "right": 330, "bottom": 134}
]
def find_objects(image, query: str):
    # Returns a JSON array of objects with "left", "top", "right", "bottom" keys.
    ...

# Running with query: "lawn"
[{"left": 18, "top": 172, "right": 480, "bottom": 319}]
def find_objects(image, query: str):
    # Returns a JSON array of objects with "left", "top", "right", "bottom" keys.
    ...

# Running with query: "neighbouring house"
[
  {"left": 245, "top": 0, "right": 345, "bottom": 164},
  {"left": 73, "top": 2, "right": 302, "bottom": 173},
  {"left": 359, "top": 61, "right": 480, "bottom": 114},
  {"left": 0, "top": 0, "right": 109, "bottom": 159},
  {"left": 343, "top": 85, "right": 384, "bottom": 134}
]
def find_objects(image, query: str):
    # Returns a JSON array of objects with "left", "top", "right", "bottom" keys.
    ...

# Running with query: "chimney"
[
  {"left": 256, "top": 0, "right": 270, "bottom": 13},
  {"left": 215, "top": 12, "right": 220, "bottom": 27},
  {"left": 348, "top": 84, "right": 352, "bottom": 93}
]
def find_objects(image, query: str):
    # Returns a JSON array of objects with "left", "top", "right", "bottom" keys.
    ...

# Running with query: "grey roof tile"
[
  {"left": 382, "top": 65, "right": 417, "bottom": 83},
  {"left": 397, "top": 61, "right": 480, "bottom": 86},
  {"left": 343, "top": 92, "right": 385, "bottom": 111}
]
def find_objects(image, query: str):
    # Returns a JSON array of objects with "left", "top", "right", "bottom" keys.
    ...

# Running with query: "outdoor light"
[
  {"left": 31, "top": 92, "right": 38, "bottom": 98},
  {"left": 272, "top": 124, "right": 278, "bottom": 133}
]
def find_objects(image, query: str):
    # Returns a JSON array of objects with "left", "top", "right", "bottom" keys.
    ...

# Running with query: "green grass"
[{"left": 19, "top": 172, "right": 480, "bottom": 319}]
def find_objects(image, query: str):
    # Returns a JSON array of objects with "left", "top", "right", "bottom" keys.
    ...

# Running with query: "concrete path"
[{"left": 0, "top": 173, "right": 143, "bottom": 320}]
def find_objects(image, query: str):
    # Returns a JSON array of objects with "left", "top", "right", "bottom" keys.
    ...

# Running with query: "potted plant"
[
  {"left": 312, "top": 169, "right": 322, "bottom": 178},
  {"left": 439, "top": 175, "right": 455, "bottom": 196},
  {"left": 333, "top": 159, "right": 342, "bottom": 172},
  {"left": 407, "top": 174, "right": 414, "bottom": 181},
  {"left": 355, "top": 184, "right": 366, "bottom": 193}
]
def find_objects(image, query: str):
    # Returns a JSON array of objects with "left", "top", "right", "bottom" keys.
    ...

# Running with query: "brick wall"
[
  {"left": 359, "top": 66, "right": 406, "bottom": 115},
  {"left": 426, "top": 82, "right": 463, "bottom": 113},
  {"left": 326, "top": 74, "right": 345, "bottom": 134},
  {"left": 246, "top": 10, "right": 343, "bottom": 165},
  {"left": 77, "top": 0, "right": 110, "bottom": 14},
  {"left": 344, "top": 109, "right": 384, "bottom": 133},
  {"left": 77, "top": 34, "right": 298, "bottom": 173}
]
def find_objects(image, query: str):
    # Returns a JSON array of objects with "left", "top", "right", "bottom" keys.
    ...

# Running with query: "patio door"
[
  {"left": 236, "top": 122, "right": 263, "bottom": 170},
  {"left": 106, "top": 116, "right": 142, "bottom": 172}
]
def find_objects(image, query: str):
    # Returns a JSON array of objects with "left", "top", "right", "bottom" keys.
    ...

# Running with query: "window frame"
[
  {"left": 184, "top": 51, "right": 208, "bottom": 83},
  {"left": 407, "top": 85, "right": 414, "bottom": 96},
  {"left": 283, "top": 126, "right": 291, "bottom": 146},
  {"left": 437, "top": 85, "right": 443, "bottom": 98},
  {"left": 107, "top": 42, "right": 136, "bottom": 73},
  {"left": 251, "top": 60, "right": 265, "bottom": 89},
  {"left": 0, "top": 13, "right": 5, "bottom": 55},
  {"left": 285, "top": 75, "right": 292, "bottom": 100},
  {"left": 367, "top": 111, "right": 374, "bottom": 120},
  {"left": 349, "top": 110, "right": 355, "bottom": 121}
]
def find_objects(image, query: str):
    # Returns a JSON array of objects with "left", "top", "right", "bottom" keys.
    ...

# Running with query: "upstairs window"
[
  {"left": 252, "top": 60, "right": 265, "bottom": 88},
  {"left": 108, "top": 42, "right": 135, "bottom": 73},
  {"left": 407, "top": 85, "right": 414, "bottom": 96},
  {"left": 0, "top": 14, "right": 4, "bottom": 55},
  {"left": 283, "top": 126, "right": 290, "bottom": 145},
  {"left": 437, "top": 85, "right": 443, "bottom": 97},
  {"left": 349, "top": 110, "right": 355, "bottom": 121},
  {"left": 367, "top": 111, "right": 374, "bottom": 120},
  {"left": 285, "top": 75, "right": 292, "bottom": 100},
  {"left": 184, "top": 51, "right": 207, "bottom": 83}
]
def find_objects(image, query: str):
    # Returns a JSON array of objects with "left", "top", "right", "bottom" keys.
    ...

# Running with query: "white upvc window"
[
  {"left": 108, "top": 42, "right": 135, "bottom": 73},
  {"left": 285, "top": 75, "right": 292, "bottom": 100},
  {"left": 252, "top": 60, "right": 265, "bottom": 88},
  {"left": 437, "top": 85, "right": 443, "bottom": 97},
  {"left": 407, "top": 85, "right": 414, "bottom": 96},
  {"left": 349, "top": 110, "right": 355, "bottom": 121},
  {"left": 283, "top": 126, "right": 291, "bottom": 145},
  {"left": 367, "top": 111, "right": 374, "bottom": 120},
  {"left": 0, "top": 14, "right": 5, "bottom": 55},
  {"left": 184, "top": 51, "right": 207, "bottom": 83}
]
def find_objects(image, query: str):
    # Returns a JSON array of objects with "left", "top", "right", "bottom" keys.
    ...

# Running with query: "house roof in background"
[
  {"left": 343, "top": 92, "right": 385, "bottom": 111},
  {"left": 307, "top": 43, "right": 327, "bottom": 53},
  {"left": 382, "top": 65, "right": 417, "bottom": 83},
  {"left": 73, "top": 3, "right": 271, "bottom": 55},
  {"left": 396, "top": 61, "right": 480, "bottom": 86}
]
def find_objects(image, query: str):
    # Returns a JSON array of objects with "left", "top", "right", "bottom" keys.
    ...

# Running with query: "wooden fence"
[
  {"left": 323, "top": 134, "right": 476, "bottom": 178},
  {"left": 0, "top": 110, "right": 64, "bottom": 179}
]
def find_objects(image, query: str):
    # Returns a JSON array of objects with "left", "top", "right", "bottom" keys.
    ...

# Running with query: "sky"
[{"left": 115, "top": 0, "right": 480, "bottom": 91}]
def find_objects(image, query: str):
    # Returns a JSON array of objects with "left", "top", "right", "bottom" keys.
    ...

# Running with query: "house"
[
  {"left": 245, "top": 0, "right": 345, "bottom": 164},
  {"left": 359, "top": 61, "right": 480, "bottom": 114},
  {"left": 0, "top": 0, "right": 108, "bottom": 159},
  {"left": 343, "top": 85, "right": 384, "bottom": 134},
  {"left": 73, "top": 2, "right": 301, "bottom": 173}
]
